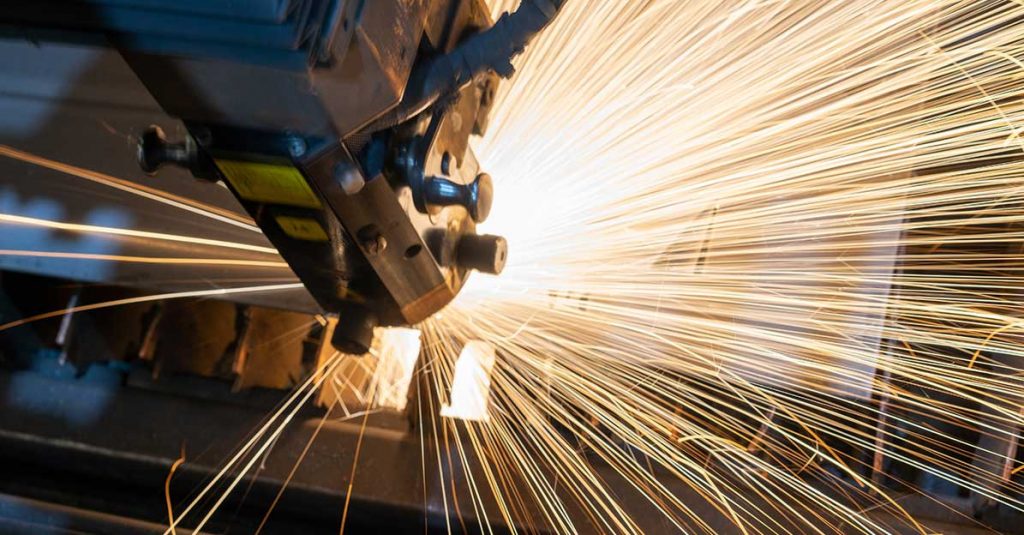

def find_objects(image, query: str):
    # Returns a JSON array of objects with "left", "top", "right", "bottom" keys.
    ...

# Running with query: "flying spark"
[{"left": 411, "top": 0, "right": 1024, "bottom": 532}]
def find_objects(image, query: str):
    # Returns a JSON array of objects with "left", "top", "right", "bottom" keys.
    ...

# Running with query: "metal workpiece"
[{"left": 0, "top": 354, "right": 1009, "bottom": 534}]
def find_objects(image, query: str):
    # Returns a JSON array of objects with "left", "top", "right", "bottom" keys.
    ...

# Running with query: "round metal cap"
[
  {"left": 331, "top": 305, "right": 378, "bottom": 354},
  {"left": 456, "top": 233, "right": 508, "bottom": 275},
  {"left": 470, "top": 173, "right": 494, "bottom": 223}
]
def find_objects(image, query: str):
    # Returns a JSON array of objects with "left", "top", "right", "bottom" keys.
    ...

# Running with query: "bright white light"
[
  {"left": 441, "top": 341, "right": 496, "bottom": 422},
  {"left": 373, "top": 328, "right": 422, "bottom": 411},
  {"left": 320, "top": 327, "right": 422, "bottom": 414}
]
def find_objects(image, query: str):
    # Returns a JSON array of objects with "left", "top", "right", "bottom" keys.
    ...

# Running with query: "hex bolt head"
[
  {"left": 363, "top": 235, "right": 387, "bottom": 255},
  {"left": 287, "top": 137, "right": 307, "bottom": 158},
  {"left": 357, "top": 224, "right": 387, "bottom": 255}
]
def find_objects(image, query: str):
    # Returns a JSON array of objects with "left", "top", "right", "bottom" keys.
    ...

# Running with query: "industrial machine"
[
  {"left": 1, "top": 0, "right": 563, "bottom": 353},
  {"left": 0, "top": 1, "right": 581, "bottom": 532},
  {"left": 0, "top": 2, "right": 1021, "bottom": 534}
]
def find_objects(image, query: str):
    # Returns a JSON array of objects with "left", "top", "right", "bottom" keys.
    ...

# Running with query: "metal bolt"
[
  {"left": 335, "top": 162, "right": 366, "bottom": 195},
  {"left": 136, "top": 125, "right": 196, "bottom": 175},
  {"left": 363, "top": 235, "right": 387, "bottom": 255},
  {"left": 287, "top": 137, "right": 307, "bottom": 158},
  {"left": 424, "top": 172, "right": 494, "bottom": 223},
  {"left": 456, "top": 233, "right": 508, "bottom": 275},
  {"left": 357, "top": 225, "right": 387, "bottom": 256},
  {"left": 357, "top": 224, "right": 387, "bottom": 255}
]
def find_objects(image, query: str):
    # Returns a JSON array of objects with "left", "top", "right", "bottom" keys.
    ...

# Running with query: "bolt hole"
[
  {"left": 404, "top": 244, "right": 423, "bottom": 259},
  {"left": 342, "top": 17, "right": 349, "bottom": 31}
]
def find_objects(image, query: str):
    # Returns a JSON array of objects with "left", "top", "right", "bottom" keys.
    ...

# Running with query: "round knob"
[
  {"left": 136, "top": 125, "right": 194, "bottom": 175},
  {"left": 424, "top": 173, "right": 493, "bottom": 223},
  {"left": 456, "top": 234, "right": 508, "bottom": 275}
]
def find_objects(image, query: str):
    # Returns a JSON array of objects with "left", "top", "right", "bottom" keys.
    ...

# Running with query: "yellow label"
[
  {"left": 216, "top": 159, "right": 321, "bottom": 209},
  {"left": 274, "top": 215, "right": 329, "bottom": 241}
]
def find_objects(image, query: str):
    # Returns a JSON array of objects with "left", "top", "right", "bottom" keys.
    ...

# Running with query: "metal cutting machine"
[{"left": 0, "top": 0, "right": 563, "bottom": 352}]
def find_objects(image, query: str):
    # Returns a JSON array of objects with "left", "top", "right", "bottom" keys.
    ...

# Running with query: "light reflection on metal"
[{"left": 440, "top": 340, "right": 496, "bottom": 422}]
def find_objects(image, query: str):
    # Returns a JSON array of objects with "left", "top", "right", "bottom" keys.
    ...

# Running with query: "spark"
[
  {"left": 0, "top": 282, "right": 304, "bottom": 332},
  {"left": 0, "top": 249, "right": 288, "bottom": 268},
  {"left": 3, "top": 1, "right": 1022, "bottom": 533},
  {"left": 164, "top": 351, "right": 347, "bottom": 535},
  {"left": 0, "top": 144, "right": 259, "bottom": 232},
  {"left": 440, "top": 340, "right": 497, "bottom": 422},
  {"left": 0, "top": 212, "right": 278, "bottom": 254},
  {"left": 408, "top": 0, "right": 1024, "bottom": 533}
]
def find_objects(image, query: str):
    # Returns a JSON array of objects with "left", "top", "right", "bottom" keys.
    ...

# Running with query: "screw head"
[
  {"left": 362, "top": 235, "right": 387, "bottom": 255},
  {"left": 356, "top": 225, "right": 387, "bottom": 255},
  {"left": 287, "top": 137, "right": 307, "bottom": 158}
]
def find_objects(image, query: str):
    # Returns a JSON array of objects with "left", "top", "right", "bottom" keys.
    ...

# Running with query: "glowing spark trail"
[
  {"left": 0, "top": 213, "right": 278, "bottom": 254},
  {"left": 0, "top": 249, "right": 288, "bottom": 268},
  {"left": 0, "top": 144, "right": 259, "bottom": 232},
  {"left": 4, "top": 1, "right": 1024, "bottom": 533},
  {"left": 0, "top": 283, "right": 304, "bottom": 332},
  {"left": 405, "top": 0, "right": 1024, "bottom": 532}
]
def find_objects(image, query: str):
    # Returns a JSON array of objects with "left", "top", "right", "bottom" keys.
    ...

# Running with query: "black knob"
[
  {"left": 456, "top": 234, "right": 508, "bottom": 275},
  {"left": 331, "top": 304, "right": 378, "bottom": 355},
  {"left": 136, "top": 125, "right": 195, "bottom": 175},
  {"left": 424, "top": 173, "right": 493, "bottom": 223}
]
